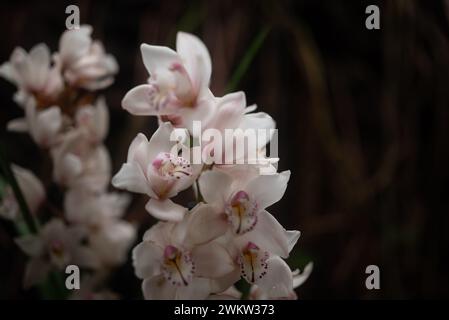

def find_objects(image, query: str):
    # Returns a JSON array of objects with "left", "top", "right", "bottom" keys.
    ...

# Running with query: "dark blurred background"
[{"left": 1, "top": 0, "right": 449, "bottom": 299}]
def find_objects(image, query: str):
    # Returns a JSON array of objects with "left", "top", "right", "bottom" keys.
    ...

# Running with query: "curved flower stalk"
[
  {"left": 0, "top": 43, "right": 63, "bottom": 108},
  {"left": 118, "top": 31, "right": 312, "bottom": 300},
  {"left": 1, "top": 26, "right": 133, "bottom": 297}
]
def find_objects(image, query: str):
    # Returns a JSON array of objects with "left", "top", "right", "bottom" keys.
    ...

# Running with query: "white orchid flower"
[
  {"left": 198, "top": 169, "right": 294, "bottom": 253},
  {"left": 0, "top": 43, "right": 63, "bottom": 107},
  {"left": 132, "top": 204, "right": 235, "bottom": 299},
  {"left": 112, "top": 122, "right": 198, "bottom": 221},
  {"left": 249, "top": 262, "right": 314, "bottom": 300},
  {"left": 121, "top": 32, "right": 216, "bottom": 133}
]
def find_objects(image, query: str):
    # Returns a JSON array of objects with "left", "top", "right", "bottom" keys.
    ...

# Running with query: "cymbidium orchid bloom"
[
  {"left": 55, "top": 25, "right": 118, "bottom": 90},
  {"left": 112, "top": 122, "right": 198, "bottom": 221},
  {"left": 64, "top": 188, "right": 136, "bottom": 267},
  {"left": 0, "top": 164, "right": 45, "bottom": 221},
  {"left": 133, "top": 204, "right": 235, "bottom": 300},
  {"left": 0, "top": 43, "right": 63, "bottom": 107},
  {"left": 122, "top": 32, "right": 215, "bottom": 133},
  {"left": 2, "top": 25, "right": 142, "bottom": 298},
  {"left": 198, "top": 169, "right": 292, "bottom": 245},
  {"left": 15, "top": 218, "right": 100, "bottom": 288},
  {"left": 7, "top": 100, "right": 63, "bottom": 148}
]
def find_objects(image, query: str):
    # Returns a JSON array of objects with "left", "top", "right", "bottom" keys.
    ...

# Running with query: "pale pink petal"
[
  {"left": 286, "top": 230, "right": 301, "bottom": 253},
  {"left": 239, "top": 112, "right": 276, "bottom": 149},
  {"left": 192, "top": 242, "right": 235, "bottom": 278},
  {"left": 126, "top": 132, "right": 150, "bottom": 165},
  {"left": 198, "top": 170, "right": 233, "bottom": 205},
  {"left": 59, "top": 25, "right": 92, "bottom": 65},
  {"left": 185, "top": 204, "right": 228, "bottom": 246},
  {"left": 175, "top": 277, "right": 211, "bottom": 300},
  {"left": 142, "top": 275, "right": 176, "bottom": 300},
  {"left": 245, "top": 170, "right": 291, "bottom": 210},
  {"left": 12, "top": 164, "right": 45, "bottom": 214},
  {"left": 147, "top": 122, "right": 177, "bottom": 159},
  {"left": 112, "top": 162, "right": 151, "bottom": 195},
  {"left": 255, "top": 256, "right": 293, "bottom": 299},
  {"left": 122, "top": 84, "right": 175, "bottom": 116},
  {"left": 293, "top": 262, "right": 313, "bottom": 289},
  {"left": 132, "top": 241, "right": 163, "bottom": 279},
  {"left": 0, "top": 61, "right": 18, "bottom": 84},
  {"left": 140, "top": 43, "right": 180, "bottom": 77},
  {"left": 145, "top": 198, "right": 186, "bottom": 221},
  {"left": 28, "top": 43, "right": 51, "bottom": 87},
  {"left": 176, "top": 32, "right": 212, "bottom": 95},
  {"left": 210, "top": 269, "right": 241, "bottom": 294},
  {"left": 7, "top": 118, "right": 28, "bottom": 132},
  {"left": 208, "top": 92, "right": 246, "bottom": 132},
  {"left": 240, "top": 210, "right": 290, "bottom": 258}
]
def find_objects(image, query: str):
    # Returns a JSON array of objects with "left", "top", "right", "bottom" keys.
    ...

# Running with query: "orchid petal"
[
  {"left": 132, "top": 241, "right": 163, "bottom": 279},
  {"left": 145, "top": 198, "right": 186, "bottom": 221},
  {"left": 140, "top": 43, "right": 180, "bottom": 77},
  {"left": 198, "top": 170, "right": 233, "bottom": 205},
  {"left": 176, "top": 32, "right": 212, "bottom": 95},
  {"left": 245, "top": 170, "right": 291, "bottom": 210},
  {"left": 192, "top": 242, "right": 234, "bottom": 278}
]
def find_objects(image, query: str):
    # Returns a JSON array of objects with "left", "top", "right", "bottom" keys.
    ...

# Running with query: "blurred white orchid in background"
[
  {"left": 133, "top": 204, "right": 235, "bottom": 299},
  {"left": 55, "top": 25, "right": 118, "bottom": 90},
  {"left": 1, "top": 25, "right": 134, "bottom": 297},
  {"left": 64, "top": 188, "right": 136, "bottom": 267},
  {"left": 15, "top": 219, "right": 100, "bottom": 288},
  {"left": 0, "top": 43, "right": 63, "bottom": 107},
  {"left": 75, "top": 97, "right": 109, "bottom": 144},
  {"left": 51, "top": 132, "right": 111, "bottom": 192}
]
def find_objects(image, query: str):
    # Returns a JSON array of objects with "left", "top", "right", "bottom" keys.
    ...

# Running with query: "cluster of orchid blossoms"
[
  {"left": 112, "top": 31, "right": 313, "bottom": 300},
  {"left": 0, "top": 25, "right": 135, "bottom": 298}
]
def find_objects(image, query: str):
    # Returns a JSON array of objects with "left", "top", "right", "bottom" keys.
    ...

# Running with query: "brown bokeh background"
[{"left": 1, "top": 0, "right": 449, "bottom": 299}]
